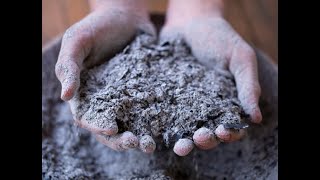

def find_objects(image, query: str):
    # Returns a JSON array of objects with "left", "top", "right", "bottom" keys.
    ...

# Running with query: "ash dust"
[
  {"left": 73, "top": 33, "right": 247, "bottom": 147},
  {"left": 42, "top": 32, "right": 278, "bottom": 180}
]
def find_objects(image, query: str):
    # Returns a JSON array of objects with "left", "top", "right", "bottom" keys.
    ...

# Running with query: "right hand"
[{"left": 55, "top": 4, "right": 156, "bottom": 153}]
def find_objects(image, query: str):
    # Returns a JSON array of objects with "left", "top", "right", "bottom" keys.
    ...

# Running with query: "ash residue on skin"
[
  {"left": 73, "top": 33, "right": 247, "bottom": 146},
  {"left": 42, "top": 36, "right": 277, "bottom": 179}
]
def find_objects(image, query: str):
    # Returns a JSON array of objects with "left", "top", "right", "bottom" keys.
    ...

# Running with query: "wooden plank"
[
  {"left": 42, "top": 0, "right": 66, "bottom": 45},
  {"left": 65, "top": 0, "right": 89, "bottom": 27},
  {"left": 242, "top": 0, "right": 277, "bottom": 61},
  {"left": 42, "top": 0, "right": 89, "bottom": 46},
  {"left": 146, "top": 0, "right": 168, "bottom": 13},
  {"left": 224, "top": 0, "right": 257, "bottom": 45},
  {"left": 42, "top": 0, "right": 277, "bottom": 62}
]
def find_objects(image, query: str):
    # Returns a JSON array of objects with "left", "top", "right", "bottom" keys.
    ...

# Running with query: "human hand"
[
  {"left": 55, "top": 0, "right": 156, "bottom": 153},
  {"left": 160, "top": 0, "right": 262, "bottom": 156}
]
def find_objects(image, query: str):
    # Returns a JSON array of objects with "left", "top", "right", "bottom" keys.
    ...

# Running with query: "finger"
[
  {"left": 120, "top": 132, "right": 139, "bottom": 149},
  {"left": 214, "top": 124, "right": 245, "bottom": 142},
  {"left": 95, "top": 131, "right": 138, "bottom": 151},
  {"left": 139, "top": 135, "right": 156, "bottom": 153},
  {"left": 193, "top": 127, "right": 219, "bottom": 150},
  {"left": 229, "top": 42, "right": 262, "bottom": 123},
  {"left": 55, "top": 24, "right": 92, "bottom": 101},
  {"left": 173, "top": 138, "right": 194, "bottom": 156}
]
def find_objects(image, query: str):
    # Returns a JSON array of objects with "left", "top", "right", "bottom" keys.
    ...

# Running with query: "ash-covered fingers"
[
  {"left": 214, "top": 124, "right": 245, "bottom": 142},
  {"left": 95, "top": 131, "right": 138, "bottom": 151},
  {"left": 139, "top": 135, "right": 156, "bottom": 153},
  {"left": 173, "top": 138, "right": 194, "bottom": 156},
  {"left": 193, "top": 127, "right": 219, "bottom": 150}
]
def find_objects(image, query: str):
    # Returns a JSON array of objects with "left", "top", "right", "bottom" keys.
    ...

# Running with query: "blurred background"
[{"left": 42, "top": 0, "right": 277, "bottom": 62}]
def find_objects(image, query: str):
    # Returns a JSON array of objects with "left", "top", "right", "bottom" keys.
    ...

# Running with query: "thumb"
[
  {"left": 229, "top": 42, "right": 262, "bottom": 123},
  {"left": 55, "top": 26, "right": 92, "bottom": 101}
]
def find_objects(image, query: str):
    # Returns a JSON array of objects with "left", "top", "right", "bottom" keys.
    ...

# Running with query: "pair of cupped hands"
[{"left": 55, "top": 4, "right": 262, "bottom": 156}]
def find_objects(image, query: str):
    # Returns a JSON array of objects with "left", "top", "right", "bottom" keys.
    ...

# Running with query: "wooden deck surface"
[{"left": 42, "top": 0, "right": 277, "bottom": 62}]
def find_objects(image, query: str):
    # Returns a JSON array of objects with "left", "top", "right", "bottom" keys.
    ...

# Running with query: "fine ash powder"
[
  {"left": 72, "top": 33, "right": 248, "bottom": 146},
  {"left": 42, "top": 33, "right": 278, "bottom": 179}
]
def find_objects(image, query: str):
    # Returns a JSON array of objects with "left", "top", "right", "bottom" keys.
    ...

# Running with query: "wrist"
[
  {"left": 165, "top": 0, "right": 225, "bottom": 27},
  {"left": 89, "top": 0, "right": 149, "bottom": 17}
]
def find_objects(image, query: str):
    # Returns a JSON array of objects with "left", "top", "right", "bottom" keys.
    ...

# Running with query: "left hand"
[{"left": 160, "top": 16, "right": 262, "bottom": 156}]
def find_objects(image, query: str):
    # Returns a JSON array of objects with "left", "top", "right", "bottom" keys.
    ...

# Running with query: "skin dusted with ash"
[
  {"left": 72, "top": 33, "right": 249, "bottom": 156},
  {"left": 162, "top": 0, "right": 262, "bottom": 155},
  {"left": 55, "top": 0, "right": 157, "bottom": 153},
  {"left": 55, "top": 0, "right": 262, "bottom": 156}
]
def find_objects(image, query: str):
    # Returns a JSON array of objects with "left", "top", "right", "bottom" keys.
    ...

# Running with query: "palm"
[
  {"left": 160, "top": 16, "right": 262, "bottom": 156},
  {"left": 55, "top": 7, "right": 156, "bottom": 153},
  {"left": 184, "top": 18, "right": 245, "bottom": 70},
  {"left": 162, "top": 17, "right": 261, "bottom": 123}
]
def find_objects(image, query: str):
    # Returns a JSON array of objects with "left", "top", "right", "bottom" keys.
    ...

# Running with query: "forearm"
[
  {"left": 89, "top": 0, "right": 149, "bottom": 16},
  {"left": 166, "top": 0, "right": 225, "bottom": 26}
]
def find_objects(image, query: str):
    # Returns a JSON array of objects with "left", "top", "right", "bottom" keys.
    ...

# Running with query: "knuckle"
[
  {"left": 63, "top": 25, "right": 92, "bottom": 46},
  {"left": 63, "top": 26, "right": 78, "bottom": 41}
]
